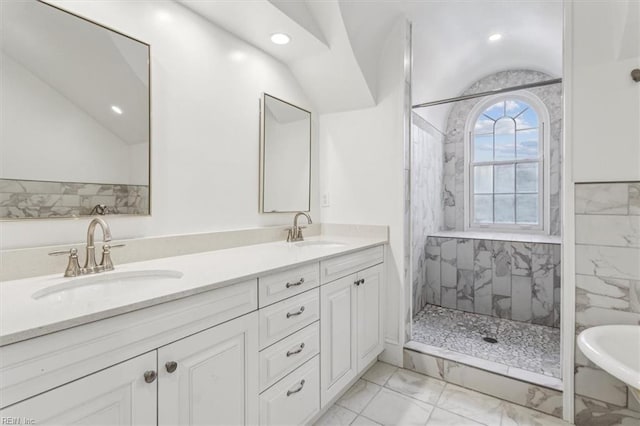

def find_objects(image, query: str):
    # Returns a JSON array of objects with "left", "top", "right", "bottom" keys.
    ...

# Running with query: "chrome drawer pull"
[
  {"left": 286, "top": 277, "right": 305, "bottom": 288},
  {"left": 286, "top": 379, "right": 306, "bottom": 397},
  {"left": 286, "top": 343, "right": 305, "bottom": 357},
  {"left": 286, "top": 306, "right": 305, "bottom": 318}
]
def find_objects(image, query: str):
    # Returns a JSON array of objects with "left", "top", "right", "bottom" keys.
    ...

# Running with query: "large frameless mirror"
[
  {"left": 0, "top": 0, "right": 151, "bottom": 219},
  {"left": 259, "top": 93, "right": 311, "bottom": 213}
]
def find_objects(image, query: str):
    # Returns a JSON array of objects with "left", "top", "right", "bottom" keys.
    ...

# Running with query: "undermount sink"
[
  {"left": 577, "top": 325, "right": 640, "bottom": 403},
  {"left": 32, "top": 269, "right": 184, "bottom": 301},
  {"left": 294, "top": 240, "right": 347, "bottom": 248}
]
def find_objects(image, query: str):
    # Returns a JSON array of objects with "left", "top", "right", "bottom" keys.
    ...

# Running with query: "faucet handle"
[
  {"left": 48, "top": 248, "right": 81, "bottom": 277},
  {"left": 100, "top": 243, "right": 125, "bottom": 271}
]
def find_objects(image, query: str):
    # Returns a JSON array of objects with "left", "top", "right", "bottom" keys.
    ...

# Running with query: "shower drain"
[{"left": 483, "top": 336, "right": 498, "bottom": 344}]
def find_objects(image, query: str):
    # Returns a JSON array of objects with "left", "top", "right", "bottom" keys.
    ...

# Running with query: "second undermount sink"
[
  {"left": 578, "top": 325, "right": 640, "bottom": 403},
  {"left": 294, "top": 240, "right": 347, "bottom": 248},
  {"left": 32, "top": 269, "right": 184, "bottom": 301}
]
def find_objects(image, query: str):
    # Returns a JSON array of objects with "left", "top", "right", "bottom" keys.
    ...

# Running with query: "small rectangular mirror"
[
  {"left": 259, "top": 93, "right": 311, "bottom": 213},
  {"left": 0, "top": 0, "right": 150, "bottom": 219}
]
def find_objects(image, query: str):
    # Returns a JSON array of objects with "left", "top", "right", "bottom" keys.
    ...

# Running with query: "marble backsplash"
[
  {"left": 418, "top": 235, "right": 561, "bottom": 328},
  {"left": 0, "top": 178, "right": 149, "bottom": 219},
  {"left": 442, "top": 70, "right": 562, "bottom": 236},
  {"left": 573, "top": 182, "right": 640, "bottom": 425}
]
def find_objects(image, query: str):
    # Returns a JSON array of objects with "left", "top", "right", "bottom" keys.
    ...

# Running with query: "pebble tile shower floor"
[{"left": 412, "top": 304, "right": 561, "bottom": 378}]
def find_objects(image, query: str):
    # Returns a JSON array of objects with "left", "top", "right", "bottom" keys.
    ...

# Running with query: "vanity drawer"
[
  {"left": 259, "top": 356, "right": 320, "bottom": 426},
  {"left": 259, "top": 288, "right": 319, "bottom": 349},
  {"left": 259, "top": 263, "right": 319, "bottom": 308},
  {"left": 259, "top": 322, "right": 319, "bottom": 392},
  {"left": 320, "top": 245, "right": 384, "bottom": 284}
]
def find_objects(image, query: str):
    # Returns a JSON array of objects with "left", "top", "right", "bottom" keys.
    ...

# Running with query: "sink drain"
[{"left": 483, "top": 337, "right": 498, "bottom": 344}]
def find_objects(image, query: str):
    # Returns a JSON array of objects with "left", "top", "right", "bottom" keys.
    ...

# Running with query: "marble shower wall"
[
  {"left": 411, "top": 113, "right": 444, "bottom": 316},
  {"left": 442, "top": 70, "right": 562, "bottom": 236},
  {"left": 0, "top": 178, "right": 149, "bottom": 218},
  {"left": 423, "top": 236, "right": 561, "bottom": 328},
  {"left": 573, "top": 182, "right": 640, "bottom": 425}
]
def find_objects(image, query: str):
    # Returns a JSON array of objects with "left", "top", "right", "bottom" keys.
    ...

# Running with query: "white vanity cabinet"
[
  {"left": 158, "top": 313, "right": 259, "bottom": 426},
  {"left": 319, "top": 247, "right": 384, "bottom": 407},
  {"left": 0, "top": 243, "right": 386, "bottom": 426},
  {"left": 0, "top": 352, "right": 158, "bottom": 425},
  {"left": 0, "top": 313, "right": 259, "bottom": 426}
]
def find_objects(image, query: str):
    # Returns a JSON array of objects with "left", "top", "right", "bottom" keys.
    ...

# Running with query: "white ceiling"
[
  {"left": 1, "top": 0, "right": 149, "bottom": 145},
  {"left": 182, "top": 0, "right": 562, "bottom": 121},
  {"left": 406, "top": 0, "right": 563, "bottom": 129}
]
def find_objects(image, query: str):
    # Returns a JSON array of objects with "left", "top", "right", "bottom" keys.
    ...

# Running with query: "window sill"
[{"left": 429, "top": 230, "right": 561, "bottom": 245}]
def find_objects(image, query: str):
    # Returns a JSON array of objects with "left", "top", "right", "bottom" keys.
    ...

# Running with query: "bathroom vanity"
[{"left": 0, "top": 237, "right": 386, "bottom": 425}]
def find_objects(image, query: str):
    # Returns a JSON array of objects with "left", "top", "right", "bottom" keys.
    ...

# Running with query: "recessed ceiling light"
[
  {"left": 111, "top": 105, "right": 123, "bottom": 115},
  {"left": 271, "top": 33, "right": 291, "bottom": 45},
  {"left": 489, "top": 33, "right": 502, "bottom": 42}
]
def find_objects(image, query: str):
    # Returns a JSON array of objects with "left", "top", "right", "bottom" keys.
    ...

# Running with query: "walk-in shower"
[{"left": 408, "top": 70, "right": 563, "bottom": 391}]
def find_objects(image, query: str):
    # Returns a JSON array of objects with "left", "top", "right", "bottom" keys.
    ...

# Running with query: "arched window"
[{"left": 465, "top": 94, "right": 549, "bottom": 232}]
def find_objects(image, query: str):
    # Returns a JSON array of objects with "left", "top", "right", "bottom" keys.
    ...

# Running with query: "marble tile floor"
[
  {"left": 314, "top": 362, "right": 570, "bottom": 426},
  {"left": 412, "top": 305, "right": 561, "bottom": 379}
]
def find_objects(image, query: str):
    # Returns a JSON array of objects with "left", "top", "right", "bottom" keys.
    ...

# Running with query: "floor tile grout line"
[{"left": 356, "top": 382, "right": 383, "bottom": 417}]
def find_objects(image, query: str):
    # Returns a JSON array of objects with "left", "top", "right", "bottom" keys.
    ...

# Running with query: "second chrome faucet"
[{"left": 287, "top": 212, "right": 312, "bottom": 242}]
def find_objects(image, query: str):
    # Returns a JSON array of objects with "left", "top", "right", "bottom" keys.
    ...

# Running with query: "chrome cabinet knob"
[
  {"left": 165, "top": 361, "right": 178, "bottom": 373},
  {"left": 144, "top": 370, "right": 157, "bottom": 383}
]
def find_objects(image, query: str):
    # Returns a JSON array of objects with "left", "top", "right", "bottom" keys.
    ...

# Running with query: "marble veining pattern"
[
  {"left": 0, "top": 178, "right": 149, "bottom": 218},
  {"left": 574, "top": 181, "right": 640, "bottom": 425},
  {"left": 412, "top": 304, "right": 561, "bottom": 379},
  {"left": 441, "top": 70, "right": 562, "bottom": 236},
  {"left": 315, "top": 361, "right": 569, "bottom": 425},
  {"left": 425, "top": 236, "right": 560, "bottom": 327},
  {"left": 411, "top": 113, "right": 444, "bottom": 316}
]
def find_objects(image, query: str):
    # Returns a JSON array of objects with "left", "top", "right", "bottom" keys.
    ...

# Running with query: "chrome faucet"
[
  {"left": 287, "top": 212, "right": 312, "bottom": 242},
  {"left": 84, "top": 217, "right": 112, "bottom": 273},
  {"left": 49, "top": 218, "right": 124, "bottom": 277}
]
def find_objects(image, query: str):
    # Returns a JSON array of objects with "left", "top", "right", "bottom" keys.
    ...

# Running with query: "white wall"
[
  {"left": 0, "top": 0, "right": 317, "bottom": 249},
  {"left": 0, "top": 52, "right": 146, "bottom": 185},
  {"left": 320, "top": 19, "right": 408, "bottom": 365}
]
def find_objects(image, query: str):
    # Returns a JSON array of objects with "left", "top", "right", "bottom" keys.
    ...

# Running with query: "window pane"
[
  {"left": 475, "top": 115, "right": 494, "bottom": 134},
  {"left": 516, "top": 128, "right": 539, "bottom": 159},
  {"left": 474, "top": 195, "right": 493, "bottom": 223},
  {"left": 494, "top": 117, "right": 515, "bottom": 134},
  {"left": 517, "top": 107, "right": 539, "bottom": 130},
  {"left": 506, "top": 100, "right": 527, "bottom": 117},
  {"left": 495, "top": 194, "right": 515, "bottom": 223},
  {"left": 484, "top": 102, "right": 504, "bottom": 120},
  {"left": 516, "top": 194, "right": 539, "bottom": 224},
  {"left": 494, "top": 164, "right": 514, "bottom": 193},
  {"left": 494, "top": 133, "right": 516, "bottom": 161},
  {"left": 474, "top": 166, "right": 493, "bottom": 194},
  {"left": 516, "top": 163, "right": 539, "bottom": 193},
  {"left": 474, "top": 134, "right": 493, "bottom": 162}
]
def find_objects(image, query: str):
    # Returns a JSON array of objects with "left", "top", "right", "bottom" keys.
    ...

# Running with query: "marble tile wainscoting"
[
  {"left": 573, "top": 182, "right": 640, "bottom": 425},
  {"left": 0, "top": 178, "right": 149, "bottom": 218},
  {"left": 420, "top": 235, "right": 561, "bottom": 327},
  {"left": 441, "top": 69, "right": 563, "bottom": 236},
  {"left": 411, "top": 112, "right": 444, "bottom": 316}
]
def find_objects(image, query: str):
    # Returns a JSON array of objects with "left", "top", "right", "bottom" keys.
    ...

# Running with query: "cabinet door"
[
  {"left": 356, "top": 265, "right": 384, "bottom": 372},
  {"left": 158, "top": 312, "right": 259, "bottom": 426},
  {"left": 320, "top": 274, "right": 357, "bottom": 407},
  {"left": 0, "top": 352, "right": 156, "bottom": 425}
]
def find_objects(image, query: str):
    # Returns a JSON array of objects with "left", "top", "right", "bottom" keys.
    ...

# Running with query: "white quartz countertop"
[{"left": 0, "top": 235, "right": 386, "bottom": 346}]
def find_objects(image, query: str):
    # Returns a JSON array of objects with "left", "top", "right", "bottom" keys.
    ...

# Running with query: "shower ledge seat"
[{"left": 428, "top": 230, "right": 561, "bottom": 244}]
